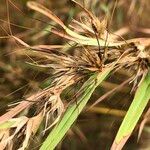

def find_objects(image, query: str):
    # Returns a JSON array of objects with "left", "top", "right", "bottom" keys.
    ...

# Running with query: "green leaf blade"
[
  {"left": 40, "top": 67, "right": 113, "bottom": 150},
  {"left": 112, "top": 72, "right": 150, "bottom": 149}
]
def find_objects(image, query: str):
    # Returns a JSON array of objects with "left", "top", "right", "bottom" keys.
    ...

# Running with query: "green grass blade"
[
  {"left": 0, "top": 120, "right": 16, "bottom": 129},
  {"left": 112, "top": 72, "right": 150, "bottom": 149},
  {"left": 40, "top": 67, "right": 113, "bottom": 150}
]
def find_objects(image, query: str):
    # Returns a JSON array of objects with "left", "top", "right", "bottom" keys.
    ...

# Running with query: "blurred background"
[{"left": 0, "top": 0, "right": 150, "bottom": 149}]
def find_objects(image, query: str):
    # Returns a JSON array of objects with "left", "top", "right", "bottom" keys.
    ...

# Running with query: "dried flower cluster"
[{"left": 0, "top": 1, "right": 149, "bottom": 149}]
